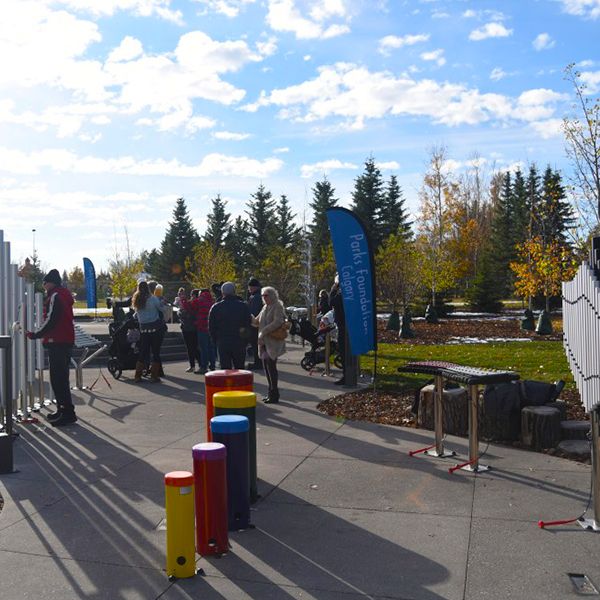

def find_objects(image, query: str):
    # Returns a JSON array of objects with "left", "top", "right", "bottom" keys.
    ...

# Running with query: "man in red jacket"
[{"left": 27, "top": 269, "right": 77, "bottom": 426}]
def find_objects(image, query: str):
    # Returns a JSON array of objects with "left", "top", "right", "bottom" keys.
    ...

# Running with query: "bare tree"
[{"left": 563, "top": 64, "right": 600, "bottom": 236}]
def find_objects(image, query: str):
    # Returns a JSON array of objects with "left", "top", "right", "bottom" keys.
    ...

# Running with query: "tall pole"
[{"left": 32, "top": 229, "right": 36, "bottom": 258}]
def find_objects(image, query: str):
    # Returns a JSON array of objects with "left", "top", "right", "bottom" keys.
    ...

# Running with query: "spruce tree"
[
  {"left": 487, "top": 172, "right": 514, "bottom": 298},
  {"left": 245, "top": 184, "right": 277, "bottom": 270},
  {"left": 226, "top": 216, "right": 252, "bottom": 282},
  {"left": 526, "top": 164, "right": 542, "bottom": 239},
  {"left": 510, "top": 169, "right": 529, "bottom": 248},
  {"left": 351, "top": 156, "right": 385, "bottom": 247},
  {"left": 539, "top": 167, "right": 575, "bottom": 246},
  {"left": 204, "top": 194, "right": 231, "bottom": 250},
  {"left": 308, "top": 177, "right": 338, "bottom": 259},
  {"left": 379, "top": 175, "right": 412, "bottom": 241},
  {"left": 154, "top": 197, "right": 199, "bottom": 282},
  {"left": 274, "top": 195, "right": 300, "bottom": 249},
  {"left": 466, "top": 246, "right": 503, "bottom": 312}
]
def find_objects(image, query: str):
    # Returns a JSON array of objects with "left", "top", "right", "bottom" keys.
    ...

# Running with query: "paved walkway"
[{"left": 0, "top": 342, "right": 598, "bottom": 599}]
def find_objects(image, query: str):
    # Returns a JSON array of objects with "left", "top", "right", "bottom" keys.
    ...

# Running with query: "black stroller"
[
  {"left": 107, "top": 311, "right": 141, "bottom": 380},
  {"left": 296, "top": 319, "right": 344, "bottom": 371}
]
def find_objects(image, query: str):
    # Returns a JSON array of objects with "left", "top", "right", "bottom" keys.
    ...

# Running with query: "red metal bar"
[
  {"left": 448, "top": 457, "right": 478, "bottom": 474},
  {"left": 538, "top": 518, "right": 578, "bottom": 529},
  {"left": 409, "top": 443, "right": 437, "bottom": 457}
]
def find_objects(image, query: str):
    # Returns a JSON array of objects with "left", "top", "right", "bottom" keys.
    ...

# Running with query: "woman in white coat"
[{"left": 256, "top": 286, "right": 286, "bottom": 403}]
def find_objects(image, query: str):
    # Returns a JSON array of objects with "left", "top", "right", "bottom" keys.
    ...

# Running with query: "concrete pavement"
[{"left": 0, "top": 341, "right": 599, "bottom": 599}]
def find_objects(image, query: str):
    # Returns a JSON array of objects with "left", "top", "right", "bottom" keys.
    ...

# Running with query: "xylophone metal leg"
[
  {"left": 578, "top": 404, "right": 600, "bottom": 531},
  {"left": 461, "top": 384, "right": 489, "bottom": 472},
  {"left": 425, "top": 375, "right": 455, "bottom": 458}
]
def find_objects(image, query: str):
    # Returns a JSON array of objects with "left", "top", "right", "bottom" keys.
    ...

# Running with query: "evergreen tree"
[
  {"left": 379, "top": 175, "right": 412, "bottom": 241},
  {"left": 308, "top": 177, "right": 338, "bottom": 259},
  {"left": 526, "top": 164, "right": 542, "bottom": 239},
  {"left": 245, "top": 184, "right": 277, "bottom": 270},
  {"left": 274, "top": 195, "right": 300, "bottom": 249},
  {"left": 539, "top": 167, "right": 575, "bottom": 246},
  {"left": 204, "top": 194, "right": 231, "bottom": 250},
  {"left": 351, "top": 156, "right": 385, "bottom": 247},
  {"left": 510, "top": 169, "right": 529, "bottom": 248},
  {"left": 487, "top": 172, "right": 514, "bottom": 297},
  {"left": 154, "top": 197, "right": 199, "bottom": 282},
  {"left": 466, "top": 247, "right": 503, "bottom": 312},
  {"left": 226, "top": 216, "right": 252, "bottom": 281}
]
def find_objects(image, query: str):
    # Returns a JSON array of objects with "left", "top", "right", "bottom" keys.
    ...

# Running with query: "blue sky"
[{"left": 1, "top": 0, "right": 599, "bottom": 273}]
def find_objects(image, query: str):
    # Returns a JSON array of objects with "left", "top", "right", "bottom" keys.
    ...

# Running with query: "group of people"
[{"left": 27, "top": 267, "right": 347, "bottom": 427}]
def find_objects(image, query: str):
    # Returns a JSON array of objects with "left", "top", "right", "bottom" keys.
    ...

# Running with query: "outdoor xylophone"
[{"left": 398, "top": 361, "right": 519, "bottom": 472}]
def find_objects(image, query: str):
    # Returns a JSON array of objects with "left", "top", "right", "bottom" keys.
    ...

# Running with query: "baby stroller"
[
  {"left": 107, "top": 312, "right": 142, "bottom": 380},
  {"left": 297, "top": 318, "right": 344, "bottom": 371}
]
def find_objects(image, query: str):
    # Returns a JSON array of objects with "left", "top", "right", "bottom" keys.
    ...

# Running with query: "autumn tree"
[
  {"left": 416, "top": 146, "right": 457, "bottom": 306},
  {"left": 563, "top": 63, "right": 600, "bottom": 236},
  {"left": 186, "top": 241, "right": 236, "bottom": 290},
  {"left": 110, "top": 258, "right": 145, "bottom": 299},
  {"left": 376, "top": 234, "right": 421, "bottom": 312},
  {"left": 510, "top": 237, "right": 578, "bottom": 311},
  {"left": 259, "top": 246, "right": 302, "bottom": 304}
]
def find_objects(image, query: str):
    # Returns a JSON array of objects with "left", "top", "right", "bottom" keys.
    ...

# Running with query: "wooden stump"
[
  {"left": 418, "top": 384, "right": 468, "bottom": 436},
  {"left": 545, "top": 401, "right": 567, "bottom": 421},
  {"left": 560, "top": 420, "right": 590, "bottom": 441},
  {"left": 521, "top": 406, "right": 561, "bottom": 450}
]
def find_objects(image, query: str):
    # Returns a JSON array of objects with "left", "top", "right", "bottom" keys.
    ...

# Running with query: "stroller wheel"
[
  {"left": 333, "top": 354, "right": 344, "bottom": 369},
  {"left": 300, "top": 356, "right": 314, "bottom": 371},
  {"left": 107, "top": 358, "right": 122, "bottom": 380}
]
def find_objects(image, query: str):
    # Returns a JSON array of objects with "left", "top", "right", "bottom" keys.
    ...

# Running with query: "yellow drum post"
[{"left": 165, "top": 471, "right": 196, "bottom": 579}]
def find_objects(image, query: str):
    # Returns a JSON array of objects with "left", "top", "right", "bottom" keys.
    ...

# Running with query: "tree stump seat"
[
  {"left": 545, "top": 400, "right": 567, "bottom": 421},
  {"left": 418, "top": 384, "right": 468, "bottom": 436},
  {"left": 521, "top": 406, "right": 561, "bottom": 450},
  {"left": 560, "top": 420, "right": 590, "bottom": 441}
]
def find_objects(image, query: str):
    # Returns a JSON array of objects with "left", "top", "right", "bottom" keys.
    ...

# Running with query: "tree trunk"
[
  {"left": 521, "top": 406, "right": 561, "bottom": 450},
  {"left": 418, "top": 385, "right": 469, "bottom": 436}
]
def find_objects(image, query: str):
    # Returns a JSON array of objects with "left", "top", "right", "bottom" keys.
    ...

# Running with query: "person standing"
[
  {"left": 318, "top": 289, "right": 330, "bottom": 316},
  {"left": 132, "top": 281, "right": 164, "bottom": 383},
  {"left": 208, "top": 282, "right": 251, "bottom": 369},
  {"left": 329, "top": 276, "right": 347, "bottom": 386},
  {"left": 27, "top": 269, "right": 77, "bottom": 426},
  {"left": 178, "top": 288, "right": 201, "bottom": 373},
  {"left": 246, "top": 277, "right": 263, "bottom": 370},
  {"left": 194, "top": 288, "right": 216, "bottom": 373},
  {"left": 255, "top": 286, "right": 287, "bottom": 403}
]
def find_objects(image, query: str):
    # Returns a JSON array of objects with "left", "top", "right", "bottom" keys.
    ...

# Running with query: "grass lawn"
[{"left": 363, "top": 341, "right": 573, "bottom": 390}]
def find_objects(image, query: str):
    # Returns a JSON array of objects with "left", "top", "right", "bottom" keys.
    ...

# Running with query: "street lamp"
[{"left": 32, "top": 229, "right": 36, "bottom": 259}]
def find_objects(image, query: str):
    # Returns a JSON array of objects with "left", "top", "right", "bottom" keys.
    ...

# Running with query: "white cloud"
[
  {"left": 532, "top": 33, "right": 555, "bottom": 50},
  {"left": 55, "top": 0, "right": 184, "bottom": 24},
  {"left": 420, "top": 49, "right": 446, "bottom": 66},
  {"left": 469, "top": 22, "right": 513, "bottom": 41},
  {"left": 213, "top": 131, "right": 252, "bottom": 140},
  {"left": 0, "top": 147, "right": 284, "bottom": 178},
  {"left": 378, "top": 33, "right": 430, "bottom": 55},
  {"left": 193, "top": 0, "right": 256, "bottom": 17},
  {"left": 529, "top": 118, "right": 563, "bottom": 139},
  {"left": 581, "top": 70, "right": 600, "bottom": 93},
  {"left": 377, "top": 161, "right": 400, "bottom": 170},
  {"left": 107, "top": 36, "right": 144, "bottom": 62},
  {"left": 273, "top": 147, "right": 290, "bottom": 153},
  {"left": 559, "top": 0, "right": 600, "bottom": 19},
  {"left": 242, "top": 63, "right": 568, "bottom": 129},
  {"left": 0, "top": 3, "right": 273, "bottom": 135},
  {"left": 490, "top": 67, "right": 507, "bottom": 81},
  {"left": 301, "top": 159, "right": 357, "bottom": 178},
  {"left": 266, "top": 0, "right": 351, "bottom": 39},
  {"left": 462, "top": 9, "right": 477, "bottom": 17}
]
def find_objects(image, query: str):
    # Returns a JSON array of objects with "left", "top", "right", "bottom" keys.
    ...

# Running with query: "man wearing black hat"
[
  {"left": 246, "top": 276, "right": 263, "bottom": 370},
  {"left": 27, "top": 269, "right": 77, "bottom": 426}
]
